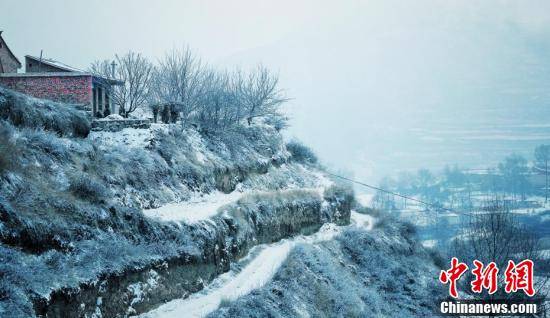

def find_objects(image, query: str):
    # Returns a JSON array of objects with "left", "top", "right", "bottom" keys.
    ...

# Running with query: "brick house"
[
  {"left": 0, "top": 31, "right": 22, "bottom": 73},
  {"left": 0, "top": 33, "right": 123, "bottom": 118}
]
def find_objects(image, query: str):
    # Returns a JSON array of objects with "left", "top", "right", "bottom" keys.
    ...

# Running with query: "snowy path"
[
  {"left": 143, "top": 191, "right": 245, "bottom": 224},
  {"left": 138, "top": 211, "right": 374, "bottom": 318},
  {"left": 143, "top": 187, "right": 328, "bottom": 224}
]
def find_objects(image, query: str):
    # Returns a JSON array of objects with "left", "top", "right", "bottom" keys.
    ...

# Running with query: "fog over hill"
[
  {"left": 219, "top": 1, "right": 550, "bottom": 181},
  {"left": 3, "top": 1, "right": 550, "bottom": 181}
]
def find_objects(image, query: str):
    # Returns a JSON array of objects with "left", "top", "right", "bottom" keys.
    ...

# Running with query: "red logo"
[
  {"left": 439, "top": 257, "right": 469, "bottom": 298},
  {"left": 440, "top": 258, "right": 535, "bottom": 298},
  {"left": 471, "top": 260, "right": 499, "bottom": 294},
  {"left": 504, "top": 260, "right": 535, "bottom": 297}
]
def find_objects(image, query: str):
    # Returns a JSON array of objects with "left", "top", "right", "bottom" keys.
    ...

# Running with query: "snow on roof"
[
  {"left": 25, "top": 55, "right": 85, "bottom": 73},
  {"left": 0, "top": 72, "right": 92, "bottom": 77},
  {"left": 24, "top": 55, "right": 124, "bottom": 85}
]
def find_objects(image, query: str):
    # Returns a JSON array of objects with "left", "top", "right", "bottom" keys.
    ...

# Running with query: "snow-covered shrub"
[
  {"left": 69, "top": 174, "right": 111, "bottom": 203},
  {"left": 286, "top": 140, "right": 318, "bottom": 164},
  {"left": 0, "top": 87, "right": 90, "bottom": 137},
  {"left": 323, "top": 184, "right": 354, "bottom": 206},
  {"left": 0, "top": 122, "right": 19, "bottom": 175},
  {"left": 263, "top": 113, "right": 289, "bottom": 131},
  {"left": 426, "top": 247, "right": 446, "bottom": 269},
  {"left": 372, "top": 212, "right": 393, "bottom": 230},
  {"left": 399, "top": 220, "right": 418, "bottom": 239},
  {"left": 24, "top": 128, "right": 71, "bottom": 161},
  {"left": 208, "top": 123, "right": 287, "bottom": 163}
]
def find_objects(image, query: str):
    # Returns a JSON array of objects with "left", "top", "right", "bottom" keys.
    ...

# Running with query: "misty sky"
[{"left": 3, "top": 0, "right": 550, "bottom": 183}]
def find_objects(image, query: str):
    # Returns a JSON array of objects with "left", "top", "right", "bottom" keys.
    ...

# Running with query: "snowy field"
[
  {"left": 137, "top": 211, "right": 375, "bottom": 318},
  {"left": 358, "top": 111, "right": 550, "bottom": 182}
]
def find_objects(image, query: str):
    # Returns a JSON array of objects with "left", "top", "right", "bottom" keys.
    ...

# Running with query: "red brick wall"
[{"left": 0, "top": 75, "right": 92, "bottom": 106}]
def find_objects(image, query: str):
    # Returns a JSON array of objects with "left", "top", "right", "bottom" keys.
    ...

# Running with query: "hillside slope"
[
  {"left": 0, "top": 87, "right": 353, "bottom": 317},
  {"left": 0, "top": 87, "right": 442, "bottom": 317},
  {"left": 206, "top": 216, "right": 443, "bottom": 318}
]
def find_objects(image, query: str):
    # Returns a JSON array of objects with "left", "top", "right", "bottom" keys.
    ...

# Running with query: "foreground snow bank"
[{"left": 139, "top": 211, "right": 372, "bottom": 318}]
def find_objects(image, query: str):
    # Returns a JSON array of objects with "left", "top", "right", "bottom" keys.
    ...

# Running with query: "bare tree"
[
  {"left": 451, "top": 200, "right": 547, "bottom": 301},
  {"left": 91, "top": 51, "right": 153, "bottom": 118},
  {"left": 534, "top": 144, "right": 550, "bottom": 203},
  {"left": 237, "top": 65, "right": 289, "bottom": 125},
  {"left": 194, "top": 69, "right": 242, "bottom": 132},
  {"left": 150, "top": 47, "right": 205, "bottom": 122},
  {"left": 89, "top": 60, "right": 112, "bottom": 79},
  {"left": 144, "top": 49, "right": 290, "bottom": 131}
]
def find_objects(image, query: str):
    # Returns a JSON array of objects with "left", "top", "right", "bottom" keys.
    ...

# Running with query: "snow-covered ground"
[
  {"left": 421, "top": 239, "right": 437, "bottom": 248},
  {"left": 143, "top": 186, "right": 331, "bottom": 224},
  {"left": 137, "top": 211, "right": 374, "bottom": 318},
  {"left": 143, "top": 190, "right": 246, "bottom": 223},
  {"left": 88, "top": 125, "right": 167, "bottom": 149},
  {"left": 350, "top": 210, "right": 375, "bottom": 230}
]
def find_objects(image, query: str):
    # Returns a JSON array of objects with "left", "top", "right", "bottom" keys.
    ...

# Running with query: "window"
[
  {"left": 0, "top": 42, "right": 3, "bottom": 48},
  {"left": 28, "top": 63, "right": 32, "bottom": 68}
]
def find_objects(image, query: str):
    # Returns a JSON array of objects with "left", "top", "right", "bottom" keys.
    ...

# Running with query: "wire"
[{"left": 323, "top": 171, "right": 471, "bottom": 215}]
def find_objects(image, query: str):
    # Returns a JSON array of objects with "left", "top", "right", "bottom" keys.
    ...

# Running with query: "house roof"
[
  {"left": 0, "top": 72, "right": 94, "bottom": 78},
  {"left": 26, "top": 55, "right": 85, "bottom": 73},
  {"left": 0, "top": 71, "right": 124, "bottom": 86},
  {"left": 0, "top": 31, "right": 22, "bottom": 67},
  {"left": 23, "top": 55, "right": 123, "bottom": 85}
]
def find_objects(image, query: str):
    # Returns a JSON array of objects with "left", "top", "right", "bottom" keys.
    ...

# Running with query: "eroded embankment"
[
  {"left": 206, "top": 217, "right": 443, "bottom": 318},
  {"left": 0, "top": 87, "right": 340, "bottom": 317},
  {"left": 33, "top": 187, "right": 353, "bottom": 317},
  {"left": 142, "top": 212, "right": 373, "bottom": 318}
]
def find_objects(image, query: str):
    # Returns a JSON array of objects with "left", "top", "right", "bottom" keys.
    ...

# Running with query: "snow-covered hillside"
[
  {"left": 0, "top": 87, "right": 442, "bottom": 317},
  {"left": 206, "top": 214, "right": 443, "bottom": 318},
  {"left": 0, "top": 87, "right": 353, "bottom": 317},
  {"left": 140, "top": 212, "right": 374, "bottom": 318}
]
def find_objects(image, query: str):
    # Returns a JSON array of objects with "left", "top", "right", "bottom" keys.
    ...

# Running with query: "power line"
[{"left": 324, "top": 171, "right": 472, "bottom": 216}]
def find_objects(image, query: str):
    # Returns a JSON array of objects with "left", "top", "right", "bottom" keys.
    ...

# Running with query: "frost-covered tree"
[
  {"left": 286, "top": 140, "right": 318, "bottom": 164},
  {"left": 237, "top": 65, "right": 289, "bottom": 125},
  {"left": 452, "top": 201, "right": 547, "bottom": 301},
  {"left": 195, "top": 69, "right": 243, "bottom": 132},
  {"left": 150, "top": 47, "right": 205, "bottom": 121},
  {"left": 91, "top": 51, "right": 154, "bottom": 118}
]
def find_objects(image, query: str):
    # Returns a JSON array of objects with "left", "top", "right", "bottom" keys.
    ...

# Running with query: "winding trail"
[{"left": 138, "top": 211, "right": 375, "bottom": 318}]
